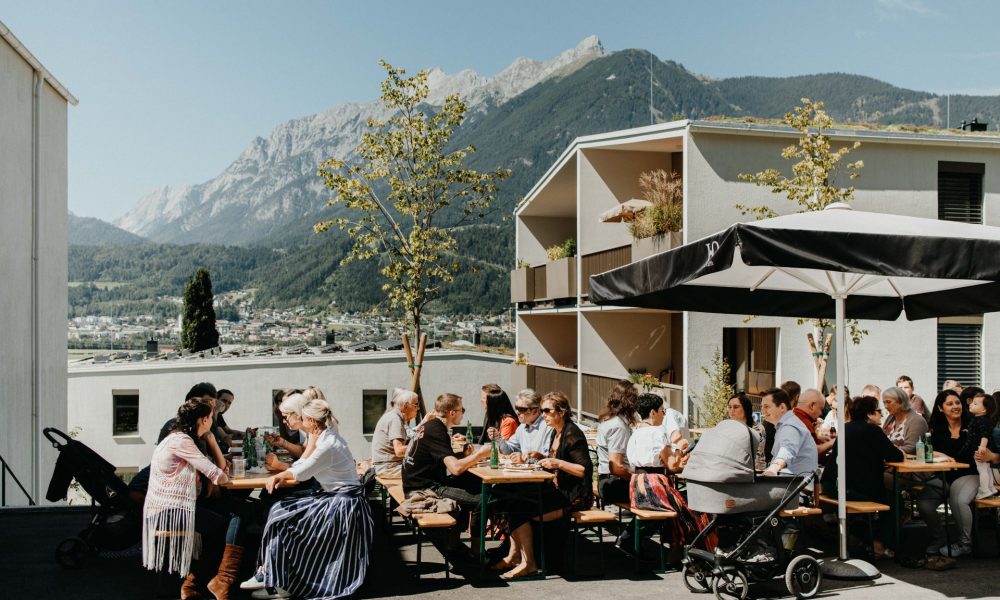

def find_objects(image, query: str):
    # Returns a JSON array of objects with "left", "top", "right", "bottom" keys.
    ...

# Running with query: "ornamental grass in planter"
[{"left": 630, "top": 169, "right": 683, "bottom": 261}]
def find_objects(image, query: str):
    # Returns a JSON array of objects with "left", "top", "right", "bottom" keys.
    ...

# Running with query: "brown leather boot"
[
  {"left": 180, "top": 572, "right": 205, "bottom": 600},
  {"left": 206, "top": 544, "right": 244, "bottom": 600}
]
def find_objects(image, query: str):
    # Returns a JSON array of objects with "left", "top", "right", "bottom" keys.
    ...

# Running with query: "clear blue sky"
[{"left": 3, "top": 0, "right": 999, "bottom": 221}]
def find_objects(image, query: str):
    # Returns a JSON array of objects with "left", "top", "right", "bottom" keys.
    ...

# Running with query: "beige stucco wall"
[
  {"left": 579, "top": 310, "right": 675, "bottom": 379},
  {"left": 516, "top": 313, "right": 577, "bottom": 368},
  {"left": 67, "top": 351, "right": 510, "bottom": 470},
  {"left": 517, "top": 216, "right": 576, "bottom": 265},
  {"left": 0, "top": 38, "right": 69, "bottom": 504}
]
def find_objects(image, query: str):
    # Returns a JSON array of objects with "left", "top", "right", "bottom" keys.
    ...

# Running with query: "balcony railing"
[
  {"left": 582, "top": 372, "right": 684, "bottom": 418},
  {"left": 581, "top": 245, "right": 632, "bottom": 297}
]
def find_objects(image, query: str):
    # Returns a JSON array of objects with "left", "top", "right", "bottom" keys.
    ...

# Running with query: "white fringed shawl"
[{"left": 142, "top": 432, "right": 224, "bottom": 576}]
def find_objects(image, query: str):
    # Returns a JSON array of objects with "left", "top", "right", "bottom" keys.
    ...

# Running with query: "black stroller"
[
  {"left": 681, "top": 420, "right": 822, "bottom": 600},
  {"left": 44, "top": 427, "right": 141, "bottom": 568}
]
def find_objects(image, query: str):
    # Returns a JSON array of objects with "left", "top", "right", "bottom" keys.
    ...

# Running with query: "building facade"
[
  {"left": 0, "top": 21, "right": 77, "bottom": 505},
  {"left": 514, "top": 119, "right": 1000, "bottom": 422},
  {"left": 68, "top": 350, "right": 509, "bottom": 472}
]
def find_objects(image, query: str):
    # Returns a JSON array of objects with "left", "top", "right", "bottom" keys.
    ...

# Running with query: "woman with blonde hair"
[{"left": 241, "top": 398, "right": 372, "bottom": 599}]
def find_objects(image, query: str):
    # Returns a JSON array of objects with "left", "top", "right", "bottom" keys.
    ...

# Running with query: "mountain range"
[{"left": 70, "top": 37, "right": 1000, "bottom": 317}]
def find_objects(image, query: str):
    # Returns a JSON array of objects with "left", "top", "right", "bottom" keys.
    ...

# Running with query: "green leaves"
[{"left": 316, "top": 61, "right": 511, "bottom": 339}]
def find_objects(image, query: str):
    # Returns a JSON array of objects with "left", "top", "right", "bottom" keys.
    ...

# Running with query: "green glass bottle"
[
  {"left": 924, "top": 433, "right": 934, "bottom": 463},
  {"left": 490, "top": 435, "right": 499, "bottom": 468},
  {"left": 466, "top": 420, "right": 474, "bottom": 447}
]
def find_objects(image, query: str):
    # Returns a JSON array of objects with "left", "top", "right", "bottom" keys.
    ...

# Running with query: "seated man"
[
  {"left": 627, "top": 394, "right": 687, "bottom": 474},
  {"left": 403, "top": 393, "right": 491, "bottom": 551},
  {"left": 796, "top": 388, "right": 836, "bottom": 456},
  {"left": 371, "top": 388, "right": 420, "bottom": 476},
  {"left": 761, "top": 387, "right": 818, "bottom": 476},
  {"left": 212, "top": 388, "right": 246, "bottom": 448},
  {"left": 662, "top": 405, "right": 691, "bottom": 450},
  {"left": 497, "top": 388, "right": 552, "bottom": 462}
]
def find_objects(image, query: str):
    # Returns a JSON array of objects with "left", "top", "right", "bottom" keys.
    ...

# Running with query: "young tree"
[
  {"left": 698, "top": 348, "right": 734, "bottom": 428},
  {"left": 316, "top": 61, "right": 510, "bottom": 342},
  {"left": 737, "top": 98, "right": 868, "bottom": 388},
  {"left": 181, "top": 268, "right": 219, "bottom": 352}
]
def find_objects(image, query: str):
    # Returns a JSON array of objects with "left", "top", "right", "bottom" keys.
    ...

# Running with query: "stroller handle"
[{"left": 43, "top": 427, "right": 73, "bottom": 448}]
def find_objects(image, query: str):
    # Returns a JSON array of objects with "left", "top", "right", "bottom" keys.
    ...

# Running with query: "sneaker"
[
  {"left": 976, "top": 487, "right": 997, "bottom": 499},
  {"left": 614, "top": 532, "right": 636, "bottom": 556},
  {"left": 939, "top": 543, "right": 972, "bottom": 557},
  {"left": 251, "top": 587, "right": 291, "bottom": 599},
  {"left": 240, "top": 568, "right": 265, "bottom": 590}
]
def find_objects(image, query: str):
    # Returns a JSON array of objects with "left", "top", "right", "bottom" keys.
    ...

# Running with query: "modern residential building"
[
  {"left": 513, "top": 119, "right": 1000, "bottom": 421},
  {"left": 67, "top": 350, "right": 508, "bottom": 474},
  {"left": 1, "top": 20, "right": 77, "bottom": 505}
]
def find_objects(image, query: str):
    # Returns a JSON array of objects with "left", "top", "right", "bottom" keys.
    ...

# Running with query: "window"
[
  {"left": 362, "top": 390, "right": 388, "bottom": 435},
  {"left": 937, "top": 321, "right": 982, "bottom": 390},
  {"left": 723, "top": 327, "right": 778, "bottom": 397},
  {"left": 112, "top": 390, "right": 140, "bottom": 436},
  {"left": 938, "top": 162, "right": 984, "bottom": 224}
]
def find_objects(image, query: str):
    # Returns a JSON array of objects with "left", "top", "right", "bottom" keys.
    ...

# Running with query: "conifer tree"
[{"left": 181, "top": 268, "right": 219, "bottom": 352}]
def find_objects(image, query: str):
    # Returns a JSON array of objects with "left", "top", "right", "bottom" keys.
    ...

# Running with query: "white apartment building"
[
  {"left": 67, "top": 350, "right": 509, "bottom": 472},
  {"left": 1, "top": 21, "right": 77, "bottom": 505},
  {"left": 514, "top": 119, "right": 1000, "bottom": 421}
]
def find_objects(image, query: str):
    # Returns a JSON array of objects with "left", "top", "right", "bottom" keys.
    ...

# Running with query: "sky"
[{"left": 3, "top": 0, "right": 1000, "bottom": 222}]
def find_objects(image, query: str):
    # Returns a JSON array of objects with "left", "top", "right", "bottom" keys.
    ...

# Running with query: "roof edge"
[
  {"left": 689, "top": 120, "right": 1000, "bottom": 147},
  {"left": 0, "top": 19, "right": 78, "bottom": 105}
]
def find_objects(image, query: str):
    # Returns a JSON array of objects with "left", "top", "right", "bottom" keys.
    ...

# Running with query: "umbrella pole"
[{"left": 835, "top": 295, "right": 848, "bottom": 560}]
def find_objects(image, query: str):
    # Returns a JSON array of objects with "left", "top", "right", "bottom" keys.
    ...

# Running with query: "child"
[{"left": 967, "top": 392, "right": 999, "bottom": 499}]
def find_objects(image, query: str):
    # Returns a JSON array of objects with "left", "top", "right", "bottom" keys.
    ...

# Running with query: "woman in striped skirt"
[{"left": 243, "top": 394, "right": 372, "bottom": 599}]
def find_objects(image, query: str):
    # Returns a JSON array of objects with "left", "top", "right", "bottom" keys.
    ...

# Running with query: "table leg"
[
  {"left": 537, "top": 483, "right": 546, "bottom": 577},
  {"left": 479, "top": 481, "right": 487, "bottom": 577},
  {"left": 893, "top": 469, "right": 900, "bottom": 562}
]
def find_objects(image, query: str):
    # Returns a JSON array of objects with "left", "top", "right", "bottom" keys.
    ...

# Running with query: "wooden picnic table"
[
  {"left": 220, "top": 473, "right": 298, "bottom": 490},
  {"left": 469, "top": 466, "right": 556, "bottom": 578},
  {"left": 887, "top": 458, "right": 970, "bottom": 560}
]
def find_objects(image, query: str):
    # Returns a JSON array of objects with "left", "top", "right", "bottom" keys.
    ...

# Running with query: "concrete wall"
[
  {"left": 67, "top": 351, "right": 510, "bottom": 470},
  {"left": 517, "top": 216, "right": 576, "bottom": 265},
  {"left": 0, "top": 37, "right": 69, "bottom": 505},
  {"left": 683, "top": 129, "right": 1000, "bottom": 420},
  {"left": 579, "top": 310, "right": 675, "bottom": 378},
  {"left": 516, "top": 314, "right": 577, "bottom": 368}
]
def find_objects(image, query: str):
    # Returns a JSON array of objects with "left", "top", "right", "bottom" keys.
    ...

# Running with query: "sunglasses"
[
  {"left": 515, "top": 406, "right": 537, "bottom": 413},
  {"left": 541, "top": 407, "right": 560, "bottom": 414}
]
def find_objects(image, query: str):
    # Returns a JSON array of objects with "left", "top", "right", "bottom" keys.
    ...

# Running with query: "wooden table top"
[
  {"left": 469, "top": 466, "right": 556, "bottom": 484},
  {"left": 375, "top": 474, "right": 402, "bottom": 487},
  {"left": 886, "top": 460, "right": 970, "bottom": 472},
  {"left": 221, "top": 474, "right": 299, "bottom": 489}
]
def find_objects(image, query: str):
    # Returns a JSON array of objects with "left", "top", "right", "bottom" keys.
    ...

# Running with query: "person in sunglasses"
[{"left": 496, "top": 389, "right": 552, "bottom": 463}]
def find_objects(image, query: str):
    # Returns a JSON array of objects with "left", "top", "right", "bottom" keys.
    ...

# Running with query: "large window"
[
  {"left": 938, "top": 162, "right": 984, "bottom": 224},
  {"left": 112, "top": 390, "right": 140, "bottom": 436},
  {"left": 723, "top": 327, "right": 778, "bottom": 402},
  {"left": 362, "top": 390, "right": 388, "bottom": 435},
  {"left": 937, "top": 320, "right": 982, "bottom": 390}
]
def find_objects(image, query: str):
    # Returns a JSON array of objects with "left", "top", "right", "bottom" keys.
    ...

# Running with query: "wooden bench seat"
[
  {"left": 613, "top": 501, "right": 677, "bottom": 519},
  {"left": 974, "top": 496, "right": 1000, "bottom": 509},
  {"left": 386, "top": 485, "right": 405, "bottom": 505},
  {"left": 572, "top": 509, "right": 617, "bottom": 524},
  {"left": 411, "top": 513, "right": 457, "bottom": 528},
  {"left": 817, "top": 495, "right": 889, "bottom": 514},
  {"left": 779, "top": 506, "right": 822, "bottom": 518}
]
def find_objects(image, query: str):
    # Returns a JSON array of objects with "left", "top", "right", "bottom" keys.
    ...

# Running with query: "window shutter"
[
  {"left": 938, "top": 162, "right": 984, "bottom": 224},
  {"left": 937, "top": 324, "right": 982, "bottom": 390}
]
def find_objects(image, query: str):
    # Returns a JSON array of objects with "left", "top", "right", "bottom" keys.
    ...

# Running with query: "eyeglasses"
[
  {"left": 541, "top": 407, "right": 558, "bottom": 414},
  {"left": 515, "top": 406, "right": 537, "bottom": 413}
]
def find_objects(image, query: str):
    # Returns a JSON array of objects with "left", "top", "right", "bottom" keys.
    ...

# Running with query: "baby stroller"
[
  {"left": 44, "top": 427, "right": 141, "bottom": 568},
  {"left": 681, "top": 420, "right": 822, "bottom": 600}
]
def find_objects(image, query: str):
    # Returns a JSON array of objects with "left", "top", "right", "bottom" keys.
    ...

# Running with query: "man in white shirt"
[{"left": 662, "top": 406, "right": 691, "bottom": 450}]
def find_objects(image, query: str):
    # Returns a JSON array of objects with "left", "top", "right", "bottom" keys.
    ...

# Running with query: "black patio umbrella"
[{"left": 590, "top": 202, "right": 1000, "bottom": 563}]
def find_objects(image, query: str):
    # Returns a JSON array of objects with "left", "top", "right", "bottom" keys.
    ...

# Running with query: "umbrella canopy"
[
  {"left": 589, "top": 202, "right": 1000, "bottom": 561},
  {"left": 599, "top": 198, "right": 653, "bottom": 223},
  {"left": 590, "top": 203, "right": 1000, "bottom": 319}
]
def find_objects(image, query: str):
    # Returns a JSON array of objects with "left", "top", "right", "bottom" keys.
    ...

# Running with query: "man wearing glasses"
[{"left": 498, "top": 389, "right": 552, "bottom": 463}]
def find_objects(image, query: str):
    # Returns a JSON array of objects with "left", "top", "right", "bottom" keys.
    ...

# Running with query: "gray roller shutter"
[{"left": 937, "top": 323, "right": 982, "bottom": 390}]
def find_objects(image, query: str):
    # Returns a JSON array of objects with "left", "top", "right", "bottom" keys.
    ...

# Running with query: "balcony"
[
  {"left": 581, "top": 371, "right": 684, "bottom": 417},
  {"left": 511, "top": 363, "right": 578, "bottom": 407}
]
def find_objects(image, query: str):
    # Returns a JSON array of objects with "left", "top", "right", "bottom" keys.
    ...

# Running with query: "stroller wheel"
[
  {"left": 55, "top": 536, "right": 91, "bottom": 569},
  {"left": 785, "top": 554, "right": 822, "bottom": 599},
  {"left": 683, "top": 564, "right": 713, "bottom": 593},
  {"left": 712, "top": 568, "right": 748, "bottom": 600}
]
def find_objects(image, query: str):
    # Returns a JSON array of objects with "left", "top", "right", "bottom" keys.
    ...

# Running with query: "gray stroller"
[{"left": 680, "top": 419, "right": 822, "bottom": 600}]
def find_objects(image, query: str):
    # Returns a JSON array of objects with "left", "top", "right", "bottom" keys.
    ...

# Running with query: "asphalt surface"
[{"left": 3, "top": 505, "right": 1000, "bottom": 600}]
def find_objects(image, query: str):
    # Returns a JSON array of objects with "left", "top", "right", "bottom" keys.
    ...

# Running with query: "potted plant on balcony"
[
  {"left": 510, "top": 259, "right": 534, "bottom": 303},
  {"left": 511, "top": 352, "right": 531, "bottom": 391},
  {"left": 545, "top": 238, "right": 576, "bottom": 299},
  {"left": 630, "top": 169, "right": 683, "bottom": 261}
]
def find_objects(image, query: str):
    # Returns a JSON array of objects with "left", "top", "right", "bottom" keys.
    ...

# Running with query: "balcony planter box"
[
  {"left": 511, "top": 363, "right": 531, "bottom": 392},
  {"left": 631, "top": 231, "right": 682, "bottom": 262},
  {"left": 545, "top": 257, "right": 576, "bottom": 299},
  {"left": 510, "top": 267, "right": 535, "bottom": 303}
]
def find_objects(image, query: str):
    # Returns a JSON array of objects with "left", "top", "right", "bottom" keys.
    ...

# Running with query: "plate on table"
[
  {"left": 503, "top": 464, "right": 541, "bottom": 472},
  {"left": 247, "top": 466, "right": 269, "bottom": 475}
]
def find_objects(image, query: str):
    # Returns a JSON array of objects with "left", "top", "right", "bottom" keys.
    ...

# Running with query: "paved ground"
[{"left": 2, "top": 505, "right": 999, "bottom": 600}]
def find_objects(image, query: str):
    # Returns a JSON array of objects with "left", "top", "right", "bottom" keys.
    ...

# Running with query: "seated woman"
[
  {"left": 820, "top": 395, "right": 903, "bottom": 558},
  {"left": 493, "top": 391, "right": 593, "bottom": 579},
  {"left": 479, "top": 383, "right": 519, "bottom": 443},
  {"left": 917, "top": 389, "right": 978, "bottom": 557},
  {"left": 242, "top": 398, "right": 372, "bottom": 599},
  {"left": 142, "top": 397, "right": 234, "bottom": 599},
  {"left": 627, "top": 393, "right": 686, "bottom": 474},
  {"left": 596, "top": 380, "right": 638, "bottom": 506},
  {"left": 264, "top": 389, "right": 306, "bottom": 459}
]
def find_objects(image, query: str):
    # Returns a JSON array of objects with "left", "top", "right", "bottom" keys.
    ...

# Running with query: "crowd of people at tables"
[{"left": 134, "top": 373, "right": 1000, "bottom": 599}]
